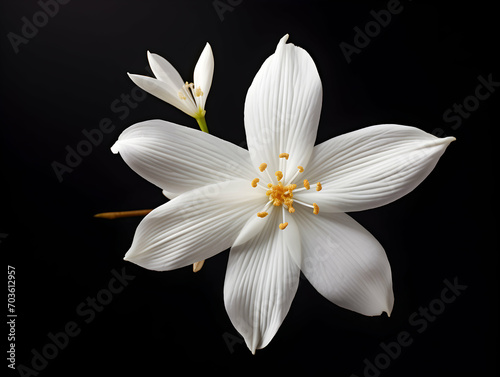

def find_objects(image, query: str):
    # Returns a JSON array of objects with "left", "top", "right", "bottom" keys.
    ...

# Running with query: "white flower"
[
  {"left": 111, "top": 35, "right": 455, "bottom": 353},
  {"left": 128, "top": 43, "right": 214, "bottom": 130}
]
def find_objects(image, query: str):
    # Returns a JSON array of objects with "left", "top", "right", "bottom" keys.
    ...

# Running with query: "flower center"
[
  {"left": 178, "top": 81, "right": 204, "bottom": 100},
  {"left": 267, "top": 181, "right": 297, "bottom": 211},
  {"left": 177, "top": 82, "right": 205, "bottom": 115},
  {"left": 251, "top": 153, "right": 322, "bottom": 230}
]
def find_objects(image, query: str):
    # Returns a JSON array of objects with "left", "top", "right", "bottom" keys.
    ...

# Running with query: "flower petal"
[
  {"left": 147, "top": 51, "right": 184, "bottom": 92},
  {"left": 224, "top": 209, "right": 300, "bottom": 353},
  {"left": 162, "top": 190, "right": 179, "bottom": 200},
  {"left": 193, "top": 43, "right": 214, "bottom": 110},
  {"left": 124, "top": 180, "right": 265, "bottom": 271},
  {"left": 294, "top": 207, "right": 393, "bottom": 316},
  {"left": 244, "top": 34, "right": 322, "bottom": 178},
  {"left": 127, "top": 73, "right": 197, "bottom": 116},
  {"left": 232, "top": 208, "right": 271, "bottom": 247},
  {"left": 296, "top": 125, "right": 455, "bottom": 212},
  {"left": 111, "top": 120, "right": 256, "bottom": 196}
]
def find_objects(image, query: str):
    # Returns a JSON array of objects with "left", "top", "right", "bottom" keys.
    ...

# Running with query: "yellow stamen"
[
  {"left": 266, "top": 180, "right": 298, "bottom": 213},
  {"left": 194, "top": 86, "right": 203, "bottom": 97},
  {"left": 259, "top": 163, "right": 268, "bottom": 172},
  {"left": 304, "top": 179, "right": 310, "bottom": 190},
  {"left": 178, "top": 92, "right": 187, "bottom": 100},
  {"left": 251, "top": 178, "right": 260, "bottom": 188},
  {"left": 313, "top": 203, "right": 319, "bottom": 215},
  {"left": 267, "top": 183, "right": 273, "bottom": 188},
  {"left": 316, "top": 182, "right": 322, "bottom": 191},
  {"left": 257, "top": 212, "right": 269, "bottom": 218},
  {"left": 297, "top": 166, "right": 304, "bottom": 173},
  {"left": 279, "top": 222, "right": 289, "bottom": 230},
  {"left": 279, "top": 153, "right": 289, "bottom": 160},
  {"left": 275, "top": 171, "right": 283, "bottom": 181}
]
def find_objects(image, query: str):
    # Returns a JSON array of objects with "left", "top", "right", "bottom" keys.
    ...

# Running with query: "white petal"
[
  {"left": 147, "top": 51, "right": 184, "bottom": 90},
  {"left": 224, "top": 209, "right": 300, "bottom": 353},
  {"left": 244, "top": 34, "right": 322, "bottom": 178},
  {"left": 127, "top": 73, "right": 197, "bottom": 116},
  {"left": 162, "top": 190, "right": 179, "bottom": 200},
  {"left": 124, "top": 180, "right": 264, "bottom": 271},
  {"left": 193, "top": 43, "right": 214, "bottom": 110},
  {"left": 111, "top": 120, "right": 256, "bottom": 197},
  {"left": 232, "top": 208, "right": 272, "bottom": 247},
  {"left": 294, "top": 207, "right": 394, "bottom": 316},
  {"left": 296, "top": 125, "right": 455, "bottom": 212},
  {"left": 283, "top": 212, "right": 302, "bottom": 268}
]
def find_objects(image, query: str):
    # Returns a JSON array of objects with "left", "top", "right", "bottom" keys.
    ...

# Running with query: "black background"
[{"left": 1, "top": 0, "right": 497, "bottom": 376}]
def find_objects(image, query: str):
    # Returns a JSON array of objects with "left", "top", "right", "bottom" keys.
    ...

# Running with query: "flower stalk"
[
  {"left": 195, "top": 112, "right": 209, "bottom": 133},
  {"left": 94, "top": 209, "right": 152, "bottom": 219}
]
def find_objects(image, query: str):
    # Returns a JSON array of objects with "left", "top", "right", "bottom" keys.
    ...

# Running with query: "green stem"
[{"left": 195, "top": 115, "right": 209, "bottom": 133}]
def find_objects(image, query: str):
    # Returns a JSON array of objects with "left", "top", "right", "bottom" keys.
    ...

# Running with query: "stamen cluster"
[{"left": 251, "top": 153, "right": 322, "bottom": 230}]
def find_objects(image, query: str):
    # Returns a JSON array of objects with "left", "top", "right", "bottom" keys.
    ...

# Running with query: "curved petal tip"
[
  {"left": 110, "top": 141, "right": 120, "bottom": 154},
  {"left": 280, "top": 34, "right": 290, "bottom": 44},
  {"left": 123, "top": 248, "right": 136, "bottom": 262}
]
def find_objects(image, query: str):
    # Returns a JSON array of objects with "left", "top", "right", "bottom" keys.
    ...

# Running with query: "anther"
[
  {"left": 275, "top": 171, "right": 283, "bottom": 181},
  {"left": 316, "top": 182, "right": 322, "bottom": 191},
  {"left": 251, "top": 178, "right": 260, "bottom": 188},
  {"left": 194, "top": 86, "right": 203, "bottom": 97},
  {"left": 178, "top": 92, "right": 187, "bottom": 100},
  {"left": 193, "top": 260, "right": 204, "bottom": 272},
  {"left": 279, "top": 153, "right": 289, "bottom": 160},
  {"left": 313, "top": 203, "right": 319, "bottom": 215},
  {"left": 297, "top": 166, "right": 304, "bottom": 173},
  {"left": 257, "top": 212, "right": 268, "bottom": 218},
  {"left": 304, "top": 179, "right": 310, "bottom": 190},
  {"left": 279, "top": 222, "right": 289, "bottom": 230},
  {"left": 259, "top": 163, "right": 268, "bottom": 172}
]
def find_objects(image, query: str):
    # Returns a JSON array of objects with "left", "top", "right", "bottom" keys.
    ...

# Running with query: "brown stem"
[
  {"left": 94, "top": 209, "right": 153, "bottom": 219},
  {"left": 95, "top": 209, "right": 206, "bottom": 272}
]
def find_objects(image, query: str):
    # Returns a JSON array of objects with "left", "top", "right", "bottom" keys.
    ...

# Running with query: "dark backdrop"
[{"left": 1, "top": 1, "right": 497, "bottom": 376}]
